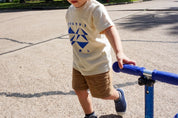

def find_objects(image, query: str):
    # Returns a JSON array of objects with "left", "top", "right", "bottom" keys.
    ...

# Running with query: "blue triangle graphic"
[
  {"left": 77, "top": 42, "right": 88, "bottom": 48},
  {"left": 71, "top": 41, "right": 75, "bottom": 45},
  {"left": 68, "top": 27, "right": 75, "bottom": 34},
  {"left": 81, "top": 35, "right": 88, "bottom": 41},
  {"left": 81, "top": 29, "right": 88, "bottom": 35},
  {"left": 76, "top": 29, "right": 79, "bottom": 34},
  {"left": 76, "top": 35, "right": 80, "bottom": 40},
  {"left": 70, "top": 35, "right": 75, "bottom": 41}
]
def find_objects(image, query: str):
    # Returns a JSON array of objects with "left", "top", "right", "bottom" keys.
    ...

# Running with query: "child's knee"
[
  {"left": 102, "top": 90, "right": 119, "bottom": 100},
  {"left": 74, "top": 89, "right": 89, "bottom": 98}
]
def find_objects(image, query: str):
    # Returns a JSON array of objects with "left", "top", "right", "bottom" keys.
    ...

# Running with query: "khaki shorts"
[{"left": 72, "top": 68, "right": 115, "bottom": 98}]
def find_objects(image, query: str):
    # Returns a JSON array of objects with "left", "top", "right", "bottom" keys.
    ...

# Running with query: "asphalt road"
[{"left": 0, "top": 0, "right": 177, "bottom": 118}]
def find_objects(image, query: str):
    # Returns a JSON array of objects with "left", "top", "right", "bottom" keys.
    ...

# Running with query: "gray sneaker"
[{"left": 114, "top": 88, "right": 127, "bottom": 115}]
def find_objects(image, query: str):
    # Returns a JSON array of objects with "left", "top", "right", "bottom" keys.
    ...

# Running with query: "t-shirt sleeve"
[{"left": 92, "top": 5, "right": 114, "bottom": 33}]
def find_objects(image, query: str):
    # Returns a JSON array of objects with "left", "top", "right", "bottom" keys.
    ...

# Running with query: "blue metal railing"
[{"left": 112, "top": 62, "right": 178, "bottom": 118}]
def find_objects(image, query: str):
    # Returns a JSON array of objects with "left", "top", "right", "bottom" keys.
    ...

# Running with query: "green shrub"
[{"left": 13, "top": 0, "right": 19, "bottom": 3}]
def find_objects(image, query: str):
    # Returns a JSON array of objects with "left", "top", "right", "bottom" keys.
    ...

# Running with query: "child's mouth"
[{"left": 71, "top": 1, "right": 78, "bottom": 3}]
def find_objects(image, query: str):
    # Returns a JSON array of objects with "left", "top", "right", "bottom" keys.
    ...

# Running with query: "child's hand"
[{"left": 116, "top": 52, "right": 136, "bottom": 69}]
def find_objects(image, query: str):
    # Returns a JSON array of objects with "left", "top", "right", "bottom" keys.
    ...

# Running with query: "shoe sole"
[{"left": 117, "top": 112, "right": 125, "bottom": 116}]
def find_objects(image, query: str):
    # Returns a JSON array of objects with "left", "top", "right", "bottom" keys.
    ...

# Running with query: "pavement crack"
[
  {"left": 0, "top": 38, "right": 33, "bottom": 45},
  {"left": 0, "top": 34, "right": 68, "bottom": 56}
]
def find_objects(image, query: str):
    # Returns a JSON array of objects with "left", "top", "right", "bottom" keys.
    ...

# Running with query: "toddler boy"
[{"left": 66, "top": 0, "right": 136, "bottom": 117}]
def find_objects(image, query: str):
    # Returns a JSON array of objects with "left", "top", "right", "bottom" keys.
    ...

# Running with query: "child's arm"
[{"left": 103, "top": 26, "right": 136, "bottom": 69}]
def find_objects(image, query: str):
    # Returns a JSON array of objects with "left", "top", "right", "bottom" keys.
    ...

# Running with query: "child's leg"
[
  {"left": 74, "top": 89, "right": 93, "bottom": 114},
  {"left": 72, "top": 69, "right": 95, "bottom": 115},
  {"left": 85, "top": 71, "right": 126, "bottom": 115},
  {"left": 102, "top": 89, "right": 119, "bottom": 100},
  {"left": 85, "top": 71, "right": 117, "bottom": 99}
]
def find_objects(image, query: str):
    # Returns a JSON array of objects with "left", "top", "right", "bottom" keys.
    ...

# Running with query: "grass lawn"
[{"left": 0, "top": 1, "right": 70, "bottom": 9}]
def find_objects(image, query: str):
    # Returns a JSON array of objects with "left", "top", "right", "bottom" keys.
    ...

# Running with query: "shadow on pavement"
[
  {"left": 114, "top": 81, "right": 138, "bottom": 89},
  {"left": 0, "top": 81, "right": 139, "bottom": 98},
  {"left": 99, "top": 114, "right": 122, "bottom": 118},
  {"left": 0, "top": 90, "right": 75, "bottom": 98},
  {"left": 114, "top": 8, "right": 178, "bottom": 35}
]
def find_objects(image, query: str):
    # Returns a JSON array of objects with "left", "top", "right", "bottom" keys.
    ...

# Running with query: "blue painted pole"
[{"left": 145, "top": 85, "right": 154, "bottom": 118}]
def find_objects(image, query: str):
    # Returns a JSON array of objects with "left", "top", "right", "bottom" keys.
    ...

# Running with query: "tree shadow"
[
  {"left": 0, "top": 90, "right": 75, "bottom": 98},
  {"left": 0, "top": 80, "right": 139, "bottom": 98},
  {"left": 99, "top": 114, "right": 122, "bottom": 118},
  {"left": 115, "top": 10, "right": 178, "bottom": 35},
  {"left": 114, "top": 81, "right": 138, "bottom": 88}
]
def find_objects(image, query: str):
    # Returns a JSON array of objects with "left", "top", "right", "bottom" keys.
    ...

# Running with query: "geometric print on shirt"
[{"left": 68, "top": 27, "right": 89, "bottom": 52}]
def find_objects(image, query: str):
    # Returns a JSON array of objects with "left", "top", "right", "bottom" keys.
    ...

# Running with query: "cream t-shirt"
[{"left": 66, "top": 0, "right": 114, "bottom": 75}]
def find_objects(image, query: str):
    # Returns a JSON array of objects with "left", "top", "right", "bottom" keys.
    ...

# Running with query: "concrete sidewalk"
[
  {"left": 107, "top": 0, "right": 178, "bottom": 11},
  {"left": 0, "top": 0, "right": 177, "bottom": 118}
]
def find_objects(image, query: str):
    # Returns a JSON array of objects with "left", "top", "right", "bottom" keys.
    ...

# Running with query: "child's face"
[{"left": 67, "top": 0, "right": 88, "bottom": 8}]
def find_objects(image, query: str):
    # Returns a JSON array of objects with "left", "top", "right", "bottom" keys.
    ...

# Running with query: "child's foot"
[
  {"left": 84, "top": 112, "right": 97, "bottom": 118},
  {"left": 114, "top": 88, "right": 126, "bottom": 115}
]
